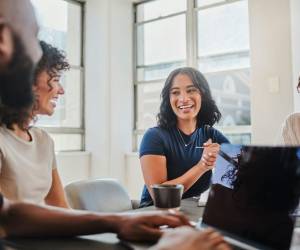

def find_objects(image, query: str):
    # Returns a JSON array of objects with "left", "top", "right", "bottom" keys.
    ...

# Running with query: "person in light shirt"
[{"left": 0, "top": 40, "right": 69, "bottom": 207}]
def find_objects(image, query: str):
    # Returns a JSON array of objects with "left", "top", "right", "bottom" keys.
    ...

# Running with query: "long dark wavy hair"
[{"left": 157, "top": 67, "right": 221, "bottom": 129}]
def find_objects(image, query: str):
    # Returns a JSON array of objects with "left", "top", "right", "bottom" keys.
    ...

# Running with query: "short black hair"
[
  {"left": 34, "top": 40, "right": 70, "bottom": 83},
  {"left": 157, "top": 67, "right": 221, "bottom": 129}
]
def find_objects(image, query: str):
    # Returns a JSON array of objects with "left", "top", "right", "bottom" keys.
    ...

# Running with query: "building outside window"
[
  {"left": 134, "top": 0, "right": 251, "bottom": 149},
  {"left": 31, "top": 0, "right": 84, "bottom": 151}
]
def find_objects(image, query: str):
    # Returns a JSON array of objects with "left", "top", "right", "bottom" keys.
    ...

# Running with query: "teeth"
[
  {"left": 179, "top": 105, "right": 193, "bottom": 109},
  {"left": 50, "top": 99, "right": 58, "bottom": 105}
]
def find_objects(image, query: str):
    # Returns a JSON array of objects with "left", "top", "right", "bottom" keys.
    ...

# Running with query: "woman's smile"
[{"left": 170, "top": 73, "right": 201, "bottom": 122}]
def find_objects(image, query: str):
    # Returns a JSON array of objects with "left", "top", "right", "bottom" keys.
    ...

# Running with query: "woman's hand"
[{"left": 199, "top": 139, "right": 220, "bottom": 171}]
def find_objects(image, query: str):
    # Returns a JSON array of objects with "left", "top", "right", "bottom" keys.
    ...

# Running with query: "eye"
[
  {"left": 187, "top": 87, "right": 198, "bottom": 93},
  {"left": 170, "top": 90, "right": 180, "bottom": 96}
]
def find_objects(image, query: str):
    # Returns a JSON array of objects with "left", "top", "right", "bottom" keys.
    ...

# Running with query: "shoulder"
[
  {"left": 143, "top": 126, "right": 169, "bottom": 138},
  {"left": 284, "top": 113, "right": 300, "bottom": 126},
  {"left": 30, "top": 127, "right": 54, "bottom": 145},
  {"left": 203, "top": 126, "right": 230, "bottom": 144},
  {"left": 282, "top": 113, "right": 300, "bottom": 145},
  {"left": 139, "top": 127, "right": 170, "bottom": 157},
  {"left": 0, "top": 126, "right": 6, "bottom": 139},
  {"left": 0, "top": 126, "right": 10, "bottom": 150}
]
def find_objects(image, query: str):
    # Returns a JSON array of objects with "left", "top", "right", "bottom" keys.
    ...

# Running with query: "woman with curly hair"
[
  {"left": 0, "top": 41, "right": 70, "bottom": 207},
  {"left": 139, "top": 67, "right": 229, "bottom": 207}
]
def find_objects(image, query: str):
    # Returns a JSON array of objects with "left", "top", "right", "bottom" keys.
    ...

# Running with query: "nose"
[
  {"left": 178, "top": 92, "right": 189, "bottom": 102},
  {"left": 58, "top": 84, "right": 65, "bottom": 95}
]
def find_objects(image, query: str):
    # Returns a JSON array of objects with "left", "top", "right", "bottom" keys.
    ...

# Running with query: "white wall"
[
  {"left": 291, "top": 0, "right": 300, "bottom": 111},
  {"left": 249, "top": 0, "right": 294, "bottom": 144},
  {"left": 125, "top": 153, "right": 144, "bottom": 199},
  {"left": 84, "top": 0, "right": 133, "bottom": 184},
  {"left": 56, "top": 152, "right": 91, "bottom": 185}
]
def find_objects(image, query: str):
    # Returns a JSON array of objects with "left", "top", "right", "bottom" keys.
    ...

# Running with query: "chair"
[{"left": 65, "top": 178, "right": 138, "bottom": 212}]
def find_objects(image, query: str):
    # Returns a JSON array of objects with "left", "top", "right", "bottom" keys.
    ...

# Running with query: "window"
[
  {"left": 31, "top": 0, "right": 84, "bottom": 151},
  {"left": 134, "top": 0, "right": 251, "bottom": 149},
  {"left": 135, "top": 0, "right": 187, "bottom": 145},
  {"left": 197, "top": 0, "right": 251, "bottom": 143}
]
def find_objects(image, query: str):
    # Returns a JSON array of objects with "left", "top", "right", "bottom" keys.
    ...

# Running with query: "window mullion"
[{"left": 186, "top": 0, "right": 197, "bottom": 67}]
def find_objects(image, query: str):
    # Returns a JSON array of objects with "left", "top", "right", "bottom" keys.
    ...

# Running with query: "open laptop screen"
[{"left": 202, "top": 144, "right": 300, "bottom": 250}]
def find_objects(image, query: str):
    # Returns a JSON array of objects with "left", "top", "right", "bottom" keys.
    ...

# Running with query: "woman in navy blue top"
[{"left": 139, "top": 67, "right": 229, "bottom": 207}]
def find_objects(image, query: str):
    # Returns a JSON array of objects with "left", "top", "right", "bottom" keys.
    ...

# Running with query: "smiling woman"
[
  {"left": 0, "top": 41, "right": 70, "bottom": 208},
  {"left": 139, "top": 67, "right": 230, "bottom": 207},
  {"left": 33, "top": 41, "right": 69, "bottom": 116}
]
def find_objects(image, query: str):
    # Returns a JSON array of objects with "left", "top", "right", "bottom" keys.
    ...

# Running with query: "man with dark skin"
[{"left": 0, "top": 1, "right": 230, "bottom": 249}]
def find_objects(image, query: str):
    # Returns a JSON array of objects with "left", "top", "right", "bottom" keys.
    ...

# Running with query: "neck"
[
  {"left": 177, "top": 119, "right": 197, "bottom": 135},
  {"left": 11, "top": 124, "right": 31, "bottom": 142}
]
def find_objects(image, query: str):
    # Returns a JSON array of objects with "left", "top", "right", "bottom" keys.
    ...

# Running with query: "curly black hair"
[
  {"left": 157, "top": 67, "right": 222, "bottom": 129},
  {"left": 34, "top": 40, "right": 70, "bottom": 88},
  {"left": 0, "top": 40, "right": 70, "bottom": 130}
]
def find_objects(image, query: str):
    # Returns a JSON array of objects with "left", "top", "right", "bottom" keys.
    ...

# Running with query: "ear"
[{"left": 0, "top": 21, "right": 14, "bottom": 67}]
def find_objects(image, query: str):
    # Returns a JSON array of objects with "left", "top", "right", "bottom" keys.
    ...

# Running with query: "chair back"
[{"left": 65, "top": 178, "right": 133, "bottom": 212}]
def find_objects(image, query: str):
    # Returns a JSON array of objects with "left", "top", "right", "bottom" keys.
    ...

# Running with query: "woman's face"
[
  {"left": 33, "top": 70, "right": 64, "bottom": 116},
  {"left": 169, "top": 73, "right": 201, "bottom": 123}
]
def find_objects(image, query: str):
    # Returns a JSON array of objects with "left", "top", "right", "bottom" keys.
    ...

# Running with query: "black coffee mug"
[{"left": 151, "top": 184, "right": 184, "bottom": 209}]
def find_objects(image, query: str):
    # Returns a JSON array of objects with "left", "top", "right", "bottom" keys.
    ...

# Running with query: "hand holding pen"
[
  {"left": 196, "top": 144, "right": 239, "bottom": 168},
  {"left": 197, "top": 139, "right": 220, "bottom": 171}
]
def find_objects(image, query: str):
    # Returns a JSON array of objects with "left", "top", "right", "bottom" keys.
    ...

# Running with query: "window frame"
[
  {"left": 133, "top": 0, "right": 251, "bottom": 151},
  {"left": 35, "top": 0, "right": 86, "bottom": 151}
]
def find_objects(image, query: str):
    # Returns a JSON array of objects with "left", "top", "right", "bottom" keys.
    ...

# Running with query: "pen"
[{"left": 196, "top": 146, "right": 239, "bottom": 167}]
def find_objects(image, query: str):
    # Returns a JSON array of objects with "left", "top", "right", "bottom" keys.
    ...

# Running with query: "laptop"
[{"left": 198, "top": 144, "right": 300, "bottom": 250}]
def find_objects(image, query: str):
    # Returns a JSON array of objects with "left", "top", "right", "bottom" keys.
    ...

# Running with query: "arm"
[
  {"left": 0, "top": 197, "right": 190, "bottom": 240},
  {"left": 141, "top": 140, "right": 219, "bottom": 199},
  {"left": 150, "top": 227, "right": 231, "bottom": 250},
  {"left": 45, "top": 169, "right": 69, "bottom": 208}
]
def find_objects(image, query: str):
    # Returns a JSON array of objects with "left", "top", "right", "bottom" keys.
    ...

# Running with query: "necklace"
[{"left": 177, "top": 128, "right": 197, "bottom": 147}]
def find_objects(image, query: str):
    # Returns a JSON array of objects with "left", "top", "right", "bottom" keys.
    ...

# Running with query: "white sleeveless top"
[{"left": 0, "top": 126, "right": 56, "bottom": 204}]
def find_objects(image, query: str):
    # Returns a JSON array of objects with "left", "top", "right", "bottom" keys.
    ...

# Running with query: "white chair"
[{"left": 65, "top": 178, "right": 137, "bottom": 212}]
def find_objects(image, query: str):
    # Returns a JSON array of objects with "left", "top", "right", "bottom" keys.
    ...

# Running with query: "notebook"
[{"left": 199, "top": 144, "right": 300, "bottom": 250}]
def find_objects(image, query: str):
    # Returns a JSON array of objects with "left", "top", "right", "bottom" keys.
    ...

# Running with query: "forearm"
[
  {"left": 161, "top": 161, "right": 209, "bottom": 192},
  {"left": 1, "top": 200, "right": 122, "bottom": 237},
  {"left": 45, "top": 195, "right": 69, "bottom": 209}
]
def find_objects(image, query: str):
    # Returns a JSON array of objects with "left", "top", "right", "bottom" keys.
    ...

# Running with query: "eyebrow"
[
  {"left": 186, "top": 85, "right": 197, "bottom": 89},
  {"left": 170, "top": 84, "right": 195, "bottom": 91}
]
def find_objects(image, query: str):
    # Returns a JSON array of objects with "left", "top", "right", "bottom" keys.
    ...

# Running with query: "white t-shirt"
[{"left": 0, "top": 126, "right": 57, "bottom": 204}]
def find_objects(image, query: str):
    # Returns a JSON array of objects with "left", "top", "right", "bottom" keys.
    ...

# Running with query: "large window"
[
  {"left": 134, "top": 0, "right": 251, "bottom": 148},
  {"left": 31, "top": 0, "right": 84, "bottom": 151}
]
